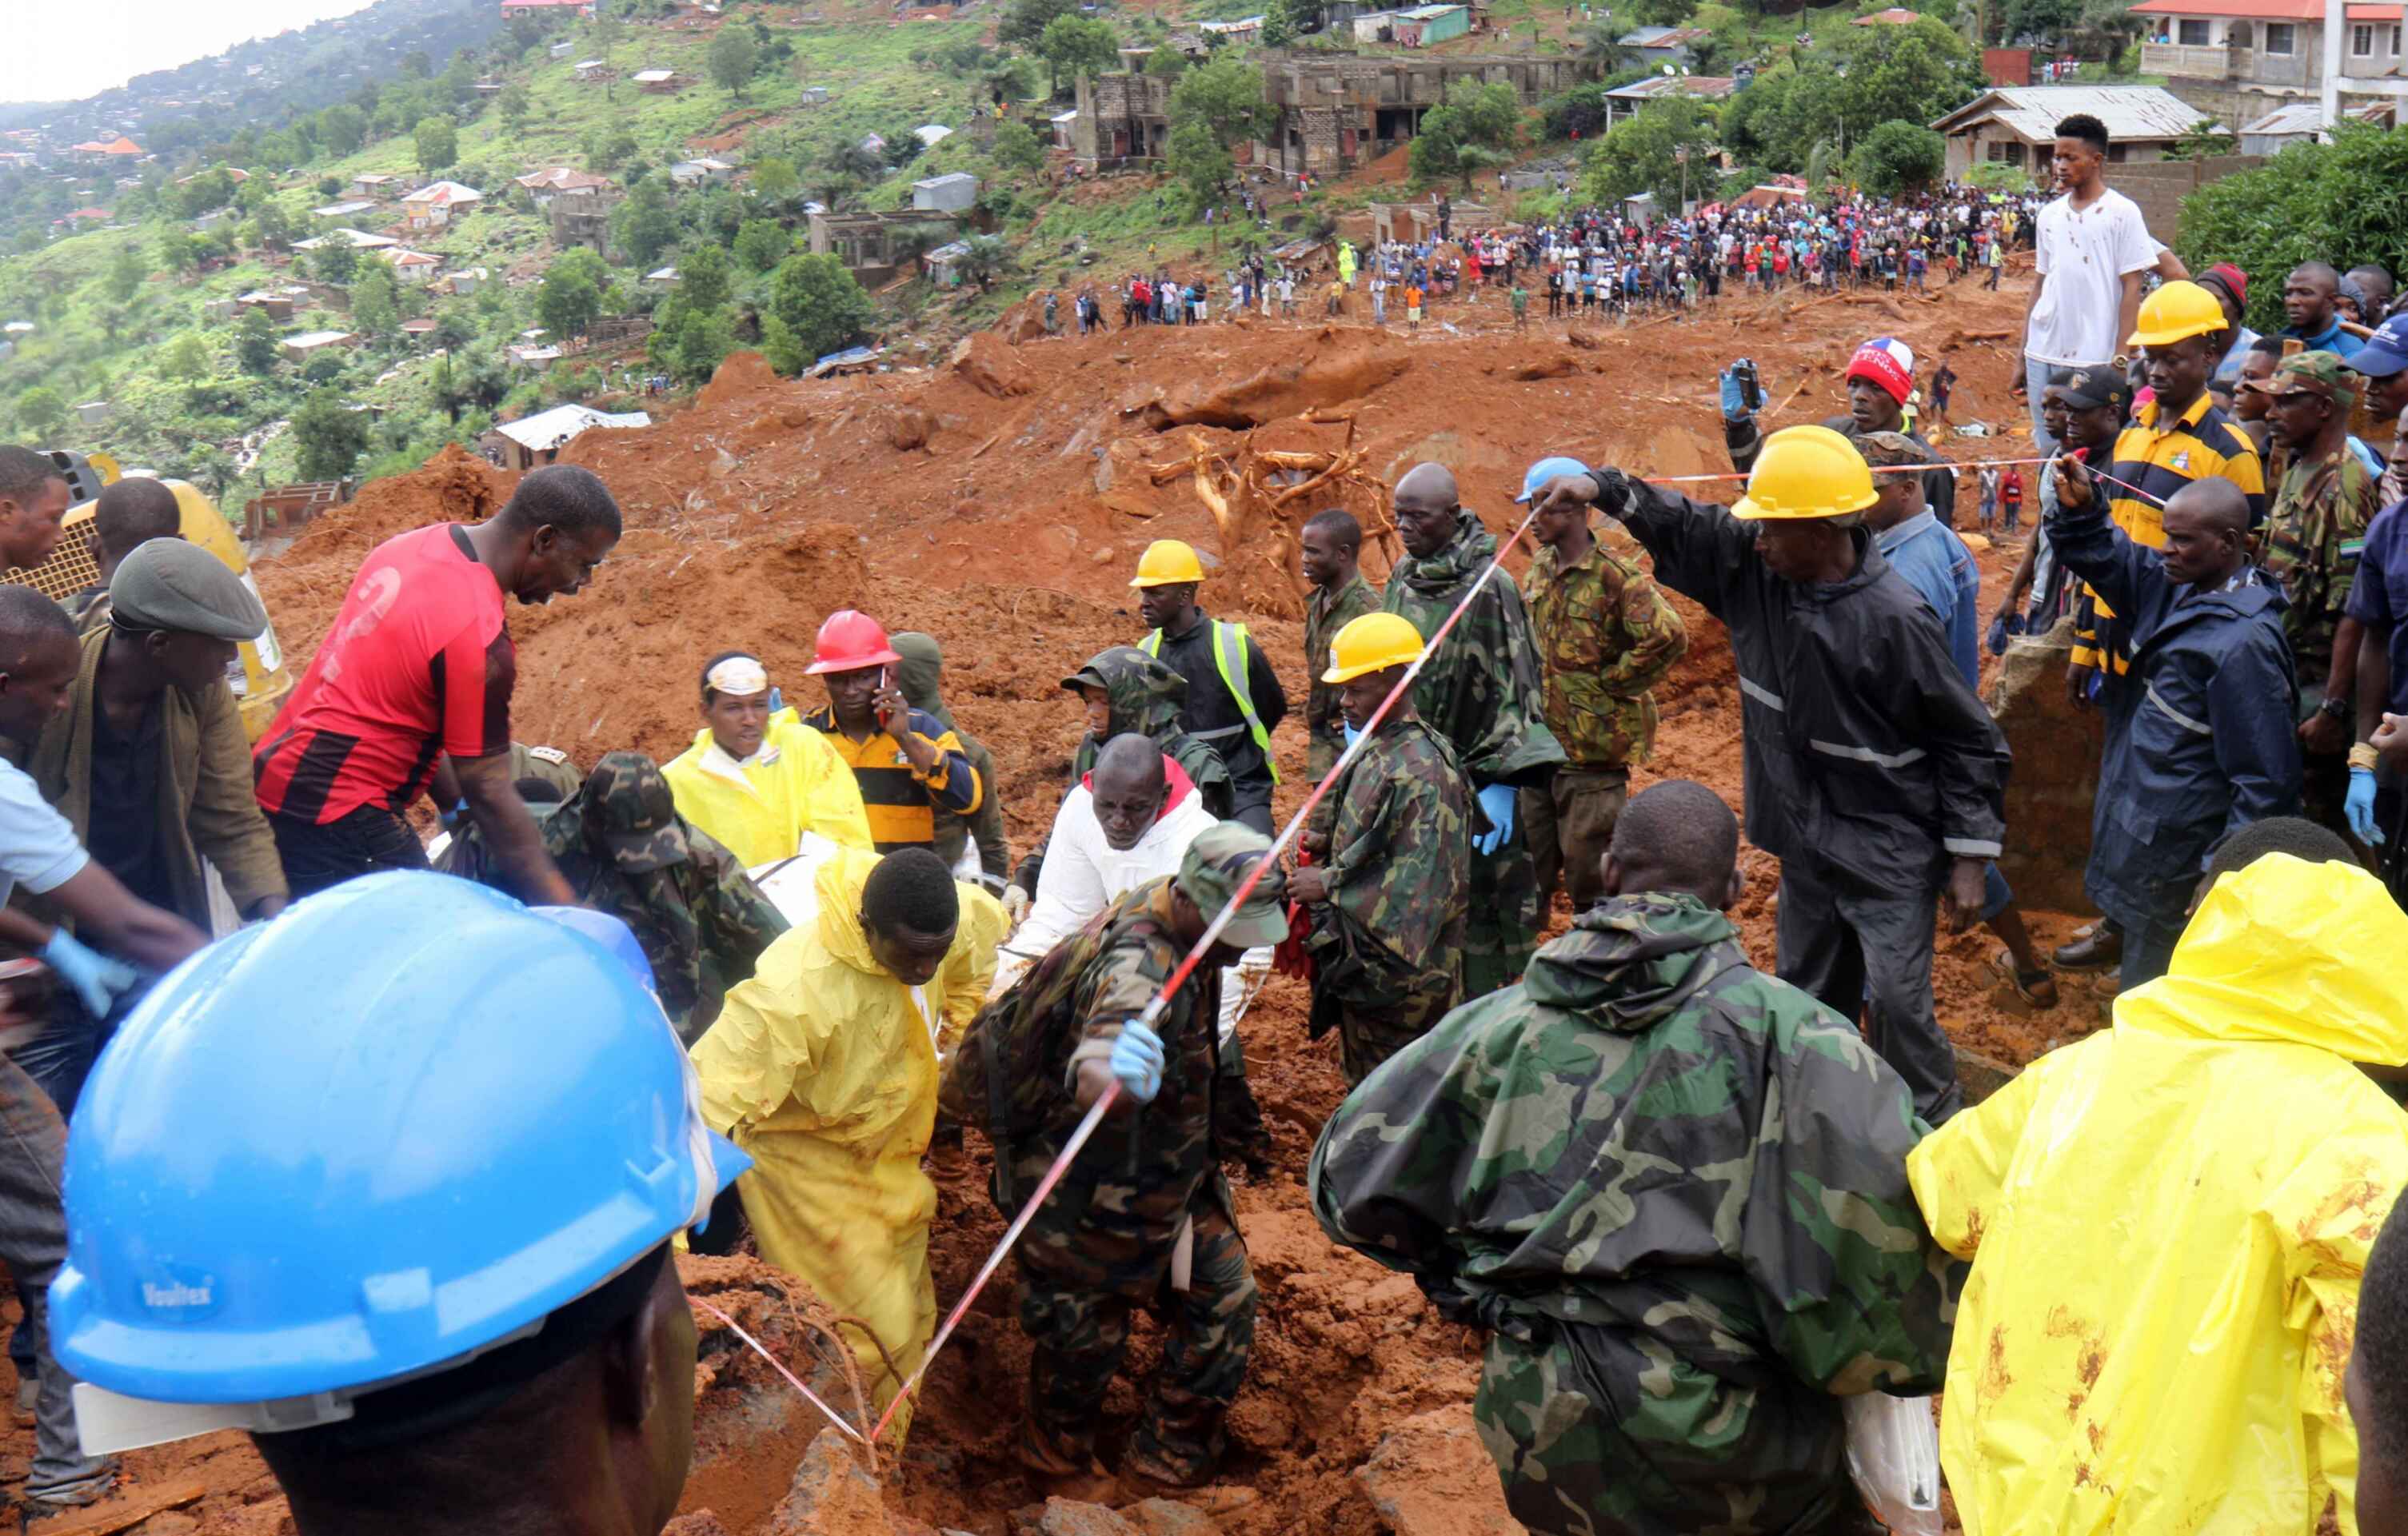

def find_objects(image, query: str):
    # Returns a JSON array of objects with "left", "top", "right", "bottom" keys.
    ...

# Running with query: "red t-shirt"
[{"left": 254, "top": 524, "right": 514, "bottom": 824}]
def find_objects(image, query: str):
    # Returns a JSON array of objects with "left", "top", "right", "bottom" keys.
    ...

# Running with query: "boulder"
[
  {"left": 952, "top": 332, "right": 1034, "bottom": 399},
  {"left": 1988, "top": 615, "right": 2107, "bottom": 912},
  {"left": 765, "top": 1428, "right": 887, "bottom": 1536},
  {"left": 1353, "top": 1406, "right": 1525, "bottom": 1536}
]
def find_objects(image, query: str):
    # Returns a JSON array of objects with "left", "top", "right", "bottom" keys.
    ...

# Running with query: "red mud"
[{"left": 22, "top": 270, "right": 2083, "bottom": 1534}]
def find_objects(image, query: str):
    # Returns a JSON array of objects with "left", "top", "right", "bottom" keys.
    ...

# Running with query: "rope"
[
  {"left": 693, "top": 1295, "right": 877, "bottom": 1460},
  {"left": 1640, "top": 452, "right": 2167, "bottom": 508},
  {"left": 867, "top": 502, "right": 1549, "bottom": 1444}
]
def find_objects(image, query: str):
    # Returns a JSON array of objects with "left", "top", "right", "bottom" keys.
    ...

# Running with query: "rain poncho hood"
[
  {"left": 1908, "top": 852, "right": 2408, "bottom": 1536},
  {"left": 1066, "top": 644, "right": 1188, "bottom": 743},
  {"left": 1393, "top": 511, "right": 1499, "bottom": 600},
  {"left": 890, "top": 632, "right": 957, "bottom": 734},
  {"left": 1519, "top": 888, "right": 1738, "bottom": 1035}
]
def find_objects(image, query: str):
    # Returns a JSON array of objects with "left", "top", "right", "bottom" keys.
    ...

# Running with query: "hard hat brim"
[
  {"left": 1321, "top": 653, "right": 1420, "bottom": 684},
  {"left": 2128, "top": 321, "right": 2222, "bottom": 348},
  {"left": 1732, "top": 485, "right": 1879, "bottom": 521},
  {"left": 1128, "top": 573, "right": 1200, "bottom": 588},
  {"left": 804, "top": 648, "right": 902, "bottom": 675}
]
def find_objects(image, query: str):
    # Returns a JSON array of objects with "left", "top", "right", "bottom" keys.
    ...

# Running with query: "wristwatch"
[{"left": 2319, "top": 694, "right": 2351, "bottom": 722}]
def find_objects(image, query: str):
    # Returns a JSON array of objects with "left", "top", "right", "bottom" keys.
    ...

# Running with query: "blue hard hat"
[
  {"left": 51, "top": 872, "right": 749, "bottom": 1424},
  {"left": 1517, "top": 455, "right": 1591, "bottom": 503},
  {"left": 531, "top": 904, "right": 658, "bottom": 995}
]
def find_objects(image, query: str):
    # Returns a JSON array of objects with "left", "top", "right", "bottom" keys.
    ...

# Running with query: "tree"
[
  {"left": 735, "top": 217, "right": 793, "bottom": 271},
  {"left": 160, "top": 333, "right": 211, "bottom": 381},
  {"left": 2163, "top": 118, "right": 2239, "bottom": 161},
  {"left": 12, "top": 386, "right": 66, "bottom": 443},
  {"left": 652, "top": 301, "right": 737, "bottom": 385},
  {"left": 1576, "top": 97, "right": 1719, "bottom": 209},
  {"left": 612, "top": 178, "right": 681, "bottom": 269},
  {"left": 992, "top": 120, "right": 1047, "bottom": 174},
  {"left": 537, "top": 249, "right": 608, "bottom": 337},
  {"left": 1036, "top": 14, "right": 1120, "bottom": 98},
  {"left": 413, "top": 117, "right": 458, "bottom": 176},
  {"left": 1631, "top": 0, "right": 1695, "bottom": 24},
  {"left": 1168, "top": 58, "right": 1271, "bottom": 153},
  {"left": 313, "top": 239, "right": 361, "bottom": 284},
  {"left": 1000, "top": 0, "right": 1080, "bottom": 46},
  {"left": 499, "top": 83, "right": 533, "bottom": 132},
  {"left": 293, "top": 389, "right": 370, "bottom": 480},
  {"left": 767, "top": 252, "right": 878, "bottom": 372},
  {"left": 1167, "top": 118, "right": 1232, "bottom": 208},
  {"left": 709, "top": 28, "right": 762, "bottom": 99},
  {"left": 319, "top": 103, "right": 367, "bottom": 156},
  {"left": 1260, "top": 0, "right": 1298, "bottom": 46},
  {"left": 105, "top": 244, "right": 146, "bottom": 302},
  {"left": 234, "top": 308, "right": 281, "bottom": 374},
  {"left": 351, "top": 261, "right": 402, "bottom": 339},
  {"left": 751, "top": 156, "right": 801, "bottom": 205},
  {"left": 2000, "top": 0, "right": 2080, "bottom": 44},
  {"left": 2178, "top": 124, "right": 2408, "bottom": 331},
  {"left": 679, "top": 241, "right": 734, "bottom": 312},
  {"left": 156, "top": 228, "right": 200, "bottom": 281},
  {"left": 584, "top": 125, "right": 641, "bottom": 174},
  {"left": 1831, "top": 21, "right": 1983, "bottom": 142},
  {"left": 1145, "top": 44, "right": 1190, "bottom": 77},
  {"left": 959, "top": 233, "right": 1011, "bottom": 291},
  {"left": 1412, "top": 80, "right": 1523, "bottom": 190},
  {"left": 251, "top": 199, "right": 294, "bottom": 251},
  {"left": 1847, "top": 121, "right": 1946, "bottom": 197}
]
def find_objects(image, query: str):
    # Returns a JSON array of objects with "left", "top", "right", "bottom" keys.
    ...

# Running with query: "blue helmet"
[
  {"left": 1517, "top": 455, "right": 1591, "bottom": 504},
  {"left": 51, "top": 872, "right": 749, "bottom": 1450}
]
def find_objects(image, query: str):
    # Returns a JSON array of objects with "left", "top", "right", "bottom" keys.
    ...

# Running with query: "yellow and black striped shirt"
[{"left": 788, "top": 705, "right": 980, "bottom": 855}]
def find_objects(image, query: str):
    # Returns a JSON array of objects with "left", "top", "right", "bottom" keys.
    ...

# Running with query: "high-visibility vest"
[{"left": 1141, "top": 620, "right": 1279, "bottom": 784}]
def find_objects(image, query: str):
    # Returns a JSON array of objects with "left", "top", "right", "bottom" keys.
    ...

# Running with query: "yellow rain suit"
[
  {"left": 661, "top": 724, "right": 873, "bottom": 869},
  {"left": 690, "top": 847, "right": 1004, "bottom": 1441},
  {"left": 1908, "top": 852, "right": 2408, "bottom": 1535}
]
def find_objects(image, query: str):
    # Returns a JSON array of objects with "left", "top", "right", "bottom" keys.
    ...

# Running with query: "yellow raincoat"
[
  {"left": 690, "top": 848, "right": 1003, "bottom": 1441},
  {"left": 1909, "top": 853, "right": 2408, "bottom": 1535},
  {"left": 661, "top": 724, "right": 873, "bottom": 869}
]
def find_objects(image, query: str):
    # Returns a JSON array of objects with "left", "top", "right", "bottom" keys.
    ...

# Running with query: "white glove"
[{"left": 1002, "top": 885, "right": 1031, "bottom": 928}]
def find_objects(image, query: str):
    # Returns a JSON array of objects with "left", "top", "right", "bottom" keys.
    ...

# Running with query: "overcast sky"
[{"left": 3, "top": 0, "right": 381, "bottom": 106}]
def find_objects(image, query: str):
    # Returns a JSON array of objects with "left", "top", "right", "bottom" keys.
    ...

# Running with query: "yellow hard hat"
[
  {"left": 1732, "top": 425, "right": 1879, "bottom": 521},
  {"left": 1129, "top": 539, "right": 1206, "bottom": 588},
  {"left": 2129, "top": 279, "right": 2226, "bottom": 349},
  {"left": 1322, "top": 612, "right": 1426, "bottom": 683}
]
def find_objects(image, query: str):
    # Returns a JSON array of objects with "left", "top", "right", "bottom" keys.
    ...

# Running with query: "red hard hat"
[{"left": 804, "top": 610, "right": 901, "bottom": 675}]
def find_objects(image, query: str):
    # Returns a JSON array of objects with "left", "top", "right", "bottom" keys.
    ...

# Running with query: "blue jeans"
[{"left": 0, "top": 1054, "right": 114, "bottom": 1503}]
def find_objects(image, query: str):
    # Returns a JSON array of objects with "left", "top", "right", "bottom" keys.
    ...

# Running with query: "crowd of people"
[{"left": 2, "top": 104, "right": 2408, "bottom": 1536}]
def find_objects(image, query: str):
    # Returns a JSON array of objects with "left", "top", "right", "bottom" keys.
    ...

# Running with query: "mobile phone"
[
  {"left": 1735, "top": 357, "right": 1764, "bottom": 413},
  {"left": 877, "top": 667, "right": 894, "bottom": 731}
]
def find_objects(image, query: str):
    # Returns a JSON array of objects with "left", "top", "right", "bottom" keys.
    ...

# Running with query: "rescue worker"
[
  {"left": 1300, "top": 509, "right": 1380, "bottom": 780},
  {"left": 893, "top": 632, "right": 1011, "bottom": 890},
  {"left": 1723, "top": 338, "right": 1959, "bottom": 525},
  {"left": 1132, "top": 541, "right": 1288, "bottom": 836},
  {"left": 2049, "top": 467, "right": 2299, "bottom": 987},
  {"left": 2247, "top": 351, "right": 2379, "bottom": 836},
  {"left": 1515, "top": 454, "right": 1686, "bottom": 914},
  {"left": 65, "top": 476, "right": 182, "bottom": 635},
  {"left": 692, "top": 846, "right": 1000, "bottom": 1442},
  {"left": 1534, "top": 427, "right": 2009, "bottom": 1123},
  {"left": 1911, "top": 820, "right": 2408, "bottom": 1536},
  {"left": 1312, "top": 780, "right": 1958, "bottom": 1536},
  {"left": 1383, "top": 462, "right": 1564, "bottom": 998},
  {"left": 0, "top": 446, "right": 71, "bottom": 576},
  {"left": 943, "top": 824, "right": 1286, "bottom": 1506},
  {"left": 661, "top": 651, "right": 873, "bottom": 868},
  {"left": 789, "top": 609, "right": 981, "bottom": 856},
  {"left": 1291, "top": 612, "right": 1472, "bottom": 1083},
  {"left": 50, "top": 875, "right": 747, "bottom": 1536},
  {"left": 2355, "top": 1195, "right": 2408, "bottom": 1536},
  {"left": 447, "top": 752, "right": 788, "bottom": 1043},
  {"left": 254, "top": 464, "right": 621, "bottom": 904}
]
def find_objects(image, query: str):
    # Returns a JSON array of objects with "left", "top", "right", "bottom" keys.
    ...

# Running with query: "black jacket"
[
  {"left": 1727, "top": 413, "right": 1959, "bottom": 529},
  {"left": 1602, "top": 471, "right": 2009, "bottom": 896},
  {"left": 1142, "top": 611, "right": 1288, "bottom": 789}
]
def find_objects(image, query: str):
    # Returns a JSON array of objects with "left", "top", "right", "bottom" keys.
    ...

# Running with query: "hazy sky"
[{"left": 3, "top": 0, "right": 382, "bottom": 106}]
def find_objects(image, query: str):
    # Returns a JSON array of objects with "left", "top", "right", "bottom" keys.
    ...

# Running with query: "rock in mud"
[
  {"left": 766, "top": 1427, "right": 887, "bottom": 1536},
  {"left": 1354, "top": 1407, "right": 1525, "bottom": 1536},
  {"left": 1124, "top": 1497, "right": 1221, "bottom": 1536},
  {"left": 1989, "top": 616, "right": 2105, "bottom": 912},
  {"left": 1008, "top": 1498, "right": 1137, "bottom": 1536},
  {"left": 891, "top": 407, "right": 936, "bottom": 451},
  {"left": 952, "top": 333, "right": 1035, "bottom": 399},
  {"left": 661, "top": 1515, "right": 733, "bottom": 1536}
]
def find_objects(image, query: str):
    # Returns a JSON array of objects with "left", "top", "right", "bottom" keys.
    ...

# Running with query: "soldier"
[
  {"left": 1300, "top": 509, "right": 1381, "bottom": 780},
  {"left": 2249, "top": 350, "right": 2379, "bottom": 836},
  {"left": 945, "top": 824, "right": 1287, "bottom": 1508},
  {"left": 1290, "top": 612, "right": 1472, "bottom": 1083},
  {"left": 1382, "top": 462, "right": 1564, "bottom": 997},
  {"left": 893, "top": 632, "right": 1012, "bottom": 889},
  {"left": 445, "top": 751, "right": 787, "bottom": 1043},
  {"left": 1516, "top": 454, "right": 1687, "bottom": 914},
  {"left": 1311, "top": 780, "right": 1959, "bottom": 1536}
]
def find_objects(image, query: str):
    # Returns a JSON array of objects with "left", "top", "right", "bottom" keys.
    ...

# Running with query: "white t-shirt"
[
  {"left": 2026, "top": 186, "right": 2157, "bottom": 366},
  {"left": 0, "top": 756, "right": 88, "bottom": 908}
]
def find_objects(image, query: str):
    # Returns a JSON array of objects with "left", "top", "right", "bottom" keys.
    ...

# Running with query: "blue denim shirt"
[{"left": 1877, "top": 510, "right": 1983, "bottom": 688}]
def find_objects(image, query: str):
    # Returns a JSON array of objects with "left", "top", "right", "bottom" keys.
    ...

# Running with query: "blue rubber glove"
[
  {"left": 41, "top": 929, "right": 141, "bottom": 1019},
  {"left": 1475, "top": 782, "right": 1518, "bottom": 856},
  {"left": 768, "top": 685, "right": 784, "bottom": 714},
  {"left": 2349, "top": 765, "right": 2384, "bottom": 846},
  {"left": 1719, "top": 367, "right": 1749, "bottom": 424},
  {"left": 1108, "top": 1019, "right": 1165, "bottom": 1104},
  {"left": 1985, "top": 612, "right": 2009, "bottom": 656}
]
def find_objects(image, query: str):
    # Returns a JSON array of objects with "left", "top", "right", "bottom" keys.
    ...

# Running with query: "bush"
[
  {"left": 2179, "top": 125, "right": 2408, "bottom": 333},
  {"left": 1847, "top": 122, "right": 1947, "bottom": 197}
]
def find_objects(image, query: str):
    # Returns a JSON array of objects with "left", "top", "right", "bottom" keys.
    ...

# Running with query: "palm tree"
[{"left": 1577, "top": 20, "right": 1636, "bottom": 72}]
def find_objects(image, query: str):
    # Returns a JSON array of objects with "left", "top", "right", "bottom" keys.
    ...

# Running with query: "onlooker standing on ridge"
[{"left": 2018, "top": 113, "right": 2159, "bottom": 457}]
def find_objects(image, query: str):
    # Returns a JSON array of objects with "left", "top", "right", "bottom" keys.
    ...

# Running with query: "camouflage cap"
[
  {"left": 1175, "top": 820, "right": 1290, "bottom": 948},
  {"left": 581, "top": 751, "right": 691, "bottom": 873},
  {"left": 2260, "top": 349, "right": 2359, "bottom": 412},
  {"left": 1855, "top": 430, "right": 1932, "bottom": 470}
]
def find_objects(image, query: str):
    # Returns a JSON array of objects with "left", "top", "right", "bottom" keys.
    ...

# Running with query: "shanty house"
[
  {"left": 349, "top": 172, "right": 401, "bottom": 201},
  {"left": 1602, "top": 74, "right": 1738, "bottom": 130},
  {"left": 235, "top": 290, "right": 297, "bottom": 321},
  {"left": 1931, "top": 85, "right": 2218, "bottom": 178},
  {"left": 382, "top": 249, "right": 443, "bottom": 283},
  {"left": 633, "top": 69, "right": 682, "bottom": 93},
  {"left": 480, "top": 404, "right": 651, "bottom": 472},
  {"left": 1388, "top": 5, "right": 1470, "bottom": 44},
  {"left": 1619, "top": 24, "right": 1711, "bottom": 66},
  {"left": 279, "top": 330, "right": 355, "bottom": 364},
  {"left": 912, "top": 171, "right": 980, "bottom": 212},
  {"left": 401, "top": 180, "right": 485, "bottom": 229},
  {"left": 310, "top": 199, "right": 379, "bottom": 220},
  {"left": 516, "top": 166, "right": 613, "bottom": 209},
  {"left": 667, "top": 158, "right": 737, "bottom": 187}
]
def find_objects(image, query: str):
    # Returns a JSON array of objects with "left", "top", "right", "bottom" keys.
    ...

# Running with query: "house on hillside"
[
  {"left": 574, "top": 58, "right": 612, "bottom": 80},
  {"left": 382, "top": 249, "right": 443, "bottom": 283},
  {"left": 912, "top": 171, "right": 978, "bottom": 211},
  {"left": 310, "top": 199, "right": 379, "bottom": 219},
  {"left": 444, "top": 267, "right": 490, "bottom": 297},
  {"left": 633, "top": 69, "right": 682, "bottom": 93},
  {"left": 1619, "top": 24, "right": 1710, "bottom": 66},
  {"left": 235, "top": 290, "right": 297, "bottom": 321},
  {"left": 667, "top": 158, "right": 737, "bottom": 187},
  {"left": 2134, "top": 0, "right": 2399, "bottom": 105},
  {"left": 349, "top": 172, "right": 401, "bottom": 200},
  {"left": 1198, "top": 14, "right": 1266, "bottom": 41},
  {"left": 279, "top": 330, "right": 354, "bottom": 363},
  {"left": 1851, "top": 6, "right": 1924, "bottom": 22},
  {"left": 1389, "top": 6, "right": 1470, "bottom": 45},
  {"left": 401, "top": 180, "right": 485, "bottom": 229},
  {"left": 70, "top": 136, "right": 142, "bottom": 163},
  {"left": 481, "top": 405, "right": 651, "bottom": 472},
  {"left": 74, "top": 401, "right": 111, "bottom": 426},
  {"left": 1931, "top": 85, "right": 2215, "bottom": 177},
  {"left": 516, "top": 166, "right": 613, "bottom": 209},
  {"left": 401, "top": 317, "right": 440, "bottom": 343},
  {"left": 1603, "top": 74, "right": 1738, "bottom": 129},
  {"left": 1050, "top": 108, "right": 1080, "bottom": 149},
  {"left": 293, "top": 228, "right": 399, "bottom": 252},
  {"left": 500, "top": 0, "right": 597, "bottom": 15},
  {"left": 800, "top": 86, "right": 831, "bottom": 105},
  {"left": 924, "top": 240, "right": 972, "bottom": 287}
]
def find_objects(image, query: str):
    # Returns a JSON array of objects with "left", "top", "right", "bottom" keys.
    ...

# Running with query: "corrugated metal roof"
[
  {"left": 1604, "top": 74, "right": 1737, "bottom": 98},
  {"left": 2241, "top": 101, "right": 2326, "bottom": 133},
  {"left": 491, "top": 405, "right": 649, "bottom": 449},
  {"left": 1931, "top": 86, "right": 2215, "bottom": 140}
]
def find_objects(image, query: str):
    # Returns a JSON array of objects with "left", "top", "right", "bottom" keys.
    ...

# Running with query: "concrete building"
[
  {"left": 2135, "top": 0, "right": 2401, "bottom": 117},
  {"left": 400, "top": 180, "right": 485, "bottom": 229},
  {"left": 382, "top": 249, "right": 443, "bottom": 283},
  {"left": 515, "top": 166, "right": 613, "bottom": 209},
  {"left": 279, "top": 330, "right": 354, "bottom": 364},
  {"left": 806, "top": 207, "right": 965, "bottom": 284},
  {"left": 1619, "top": 25, "right": 1711, "bottom": 66},
  {"left": 912, "top": 171, "right": 979, "bottom": 212},
  {"left": 1930, "top": 85, "right": 2219, "bottom": 178},
  {"left": 1602, "top": 74, "right": 1738, "bottom": 129},
  {"left": 349, "top": 172, "right": 401, "bottom": 200},
  {"left": 667, "top": 158, "right": 737, "bottom": 186}
]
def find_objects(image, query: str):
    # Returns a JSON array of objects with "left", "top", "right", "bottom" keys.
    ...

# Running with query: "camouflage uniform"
[
  {"left": 1064, "top": 647, "right": 1236, "bottom": 820},
  {"left": 1383, "top": 511, "right": 1565, "bottom": 998},
  {"left": 949, "top": 875, "right": 1256, "bottom": 1486},
  {"left": 444, "top": 752, "right": 788, "bottom": 1043},
  {"left": 1311, "top": 892, "right": 1960, "bottom": 1536},
  {"left": 892, "top": 633, "right": 1011, "bottom": 886},
  {"left": 1304, "top": 573, "right": 1382, "bottom": 780},
  {"left": 1519, "top": 541, "right": 1687, "bottom": 912},
  {"left": 1300, "top": 716, "right": 1472, "bottom": 1083}
]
